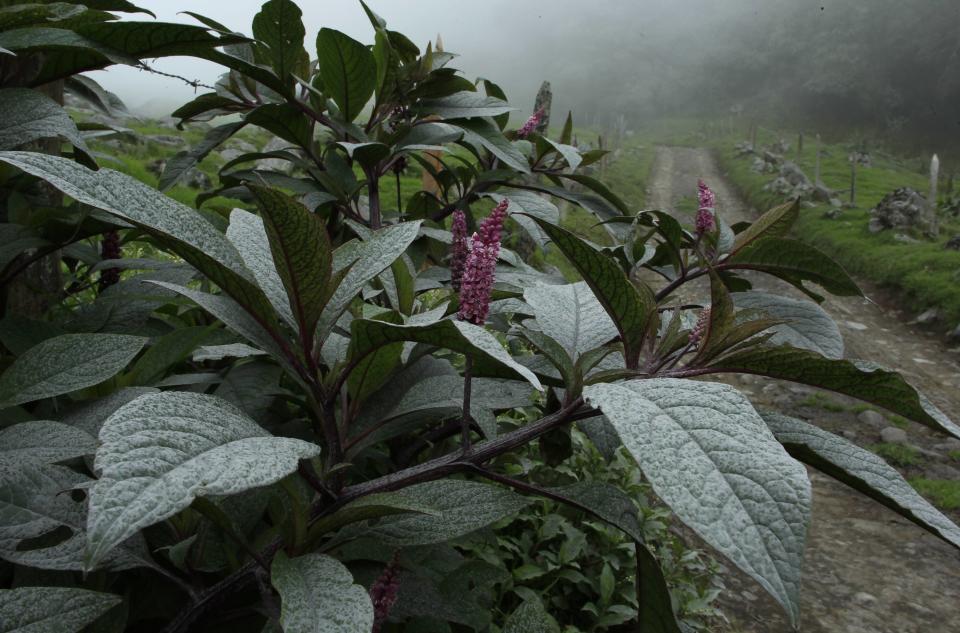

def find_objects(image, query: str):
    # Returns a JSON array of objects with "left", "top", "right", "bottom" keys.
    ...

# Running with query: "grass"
[
  {"left": 799, "top": 393, "right": 848, "bottom": 413},
  {"left": 909, "top": 478, "right": 960, "bottom": 510},
  {"left": 711, "top": 126, "right": 960, "bottom": 326},
  {"left": 949, "top": 450, "right": 960, "bottom": 462},
  {"left": 870, "top": 443, "right": 922, "bottom": 467}
]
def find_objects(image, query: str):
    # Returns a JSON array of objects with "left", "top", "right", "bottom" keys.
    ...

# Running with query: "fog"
[{"left": 95, "top": 0, "right": 960, "bottom": 146}]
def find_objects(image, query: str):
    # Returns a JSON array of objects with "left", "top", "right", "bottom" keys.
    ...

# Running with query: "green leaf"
[
  {"left": 349, "top": 318, "right": 542, "bottom": 390},
  {"left": 726, "top": 237, "right": 861, "bottom": 302},
  {"left": 545, "top": 481, "right": 643, "bottom": 542},
  {"left": 635, "top": 543, "right": 684, "bottom": 633},
  {"left": 543, "top": 138, "right": 582, "bottom": 171},
  {"left": 245, "top": 103, "right": 313, "bottom": 149},
  {"left": 147, "top": 281, "right": 293, "bottom": 376},
  {"left": 21, "top": 22, "right": 244, "bottom": 86},
  {"left": 0, "top": 421, "right": 95, "bottom": 469},
  {"left": 529, "top": 217, "right": 654, "bottom": 366},
  {"left": 307, "top": 492, "right": 440, "bottom": 541},
  {"left": 709, "top": 345, "right": 960, "bottom": 440},
  {"left": 0, "top": 152, "right": 280, "bottom": 336},
  {"left": 0, "top": 224, "right": 51, "bottom": 272},
  {"left": 559, "top": 111, "right": 573, "bottom": 145},
  {"left": 0, "top": 334, "right": 145, "bottom": 408},
  {"left": 247, "top": 185, "right": 333, "bottom": 338},
  {"left": 524, "top": 282, "right": 618, "bottom": 360},
  {"left": 731, "top": 200, "right": 799, "bottom": 254},
  {"left": 762, "top": 412, "right": 960, "bottom": 550},
  {"left": 503, "top": 597, "right": 559, "bottom": 633},
  {"left": 171, "top": 92, "right": 242, "bottom": 124},
  {"left": 316, "top": 28, "right": 377, "bottom": 122},
  {"left": 123, "top": 326, "right": 211, "bottom": 386},
  {"left": 453, "top": 117, "right": 530, "bottom": 173},
  {"left": 481, "top": 79, "right": 510, "bottom": 130},
  {"left": 732, "top": 292, "right": 844, "bottom": 359},
  {"left": 252, "top": 0, "right": 309, "bottom": 83},
  {"left": 271, "top": 552, "right": 374, "bottom": 633},
  {"left": 351, "top": 375, "right": 533, "bottom": 451},
  {"left": 0, "top": 88, "right": 91, "bottom": 161},
  {"left": 487, "top": 189, "right": 558, "bottom": 246},
  {"left": 226, "top": 209, "right": 297, "bottom": 329},
  {"left": 0, "top": 587, "right": 121, "bottom": 633},
  {"left": 85, "top": 392, "right": 321, "bottom": 569},
  {"left": 584, "top": 379, "right": 811, "bottom": 626},
  {"left": 347, "top": 480, "right": 530, "bottom": 546},
  {"left": 417, "top": 91, "right": 516, "bottom": 119},
  {"left": 317, "top": 221, "right": 422, "bottom": 340},
  {"left": 159, "top": 121, "right": 245, "bottom": 191}
]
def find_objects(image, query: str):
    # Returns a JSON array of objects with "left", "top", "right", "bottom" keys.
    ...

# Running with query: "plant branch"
[
  {"left": 160, "top": 400, "right": 600, "bottom": 633},
  {"left": 461, "top": 355, "right": 474, "bottom": 453}
]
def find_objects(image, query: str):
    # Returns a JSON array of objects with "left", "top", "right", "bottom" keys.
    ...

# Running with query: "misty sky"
[{"left": 90, "top": 0, "right": 600, "bottom": 118}]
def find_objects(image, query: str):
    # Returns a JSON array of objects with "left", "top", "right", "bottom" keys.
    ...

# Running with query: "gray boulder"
[{"left": 868, "top": 187, "right": 927, "bottom": 232}]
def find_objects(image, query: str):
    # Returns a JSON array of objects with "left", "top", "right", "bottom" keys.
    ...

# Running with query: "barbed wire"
[{"left": 135, "top": 61, "right": 216, "bottom": 92}]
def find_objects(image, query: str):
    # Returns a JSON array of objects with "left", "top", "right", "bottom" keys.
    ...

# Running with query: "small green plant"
[{"left": 870, "top": 443, "right": 922, "bottom": 467}]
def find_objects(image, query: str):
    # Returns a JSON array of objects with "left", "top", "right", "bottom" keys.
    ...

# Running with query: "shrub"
[{"left": 1, "top": 1, "right": 959, "bottom": 631}]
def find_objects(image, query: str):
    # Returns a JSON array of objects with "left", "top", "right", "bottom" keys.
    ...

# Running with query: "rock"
[
  {"left": 857, "top": 409, "right": 886, "bottom": 429},
  {"left": 853, "top": 592, "right": 877, "bottom": 605},
  {"left": 147, "top": 134, "right": 186, "bottom": 148},
  {"left": 231, "top": 139, "right": 258, "bottom": 153},
  {"left": 947, "top": 324, "right": 960, "bottom": 342},
  {"left": 841, "top": 430, "right": 858, "bottom": 440},
  {"left": 925, "top": 463, "right": 960, "bottom": 480},
  {"left": 822, "top": 208, "right": 843, "bottom": 219},
  {"left": 257, "top": 136, "right": 295, "bottom": 173},
  {"left": 914, "top": 308, "right": 942, "bottom": 325},
  {"left": 945, "top": 235, "right": 960, "bottom": 250},
  {"left": 219, "top": 148, "right": 245, "bottom": 163},
  {"left": 933, "top": 438, "right": 960, "bottom": 452},
  {"left": 893, "top": 232, "right": 919, "bottom": 243},
  {"left": 829, "top": 196, "right": 844, "bottom": 208},
  {"left": 880, "top": 427, "right": 908, "bottom": 444},
  {"left": 868, "top": 187, "right": 928, "bottom": 231}
]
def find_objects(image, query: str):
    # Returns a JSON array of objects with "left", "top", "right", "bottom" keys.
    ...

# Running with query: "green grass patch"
[
  {"left": 909, "top": 478, "right": 960, "bottom": 510},
  {"left": 798, "top": 392, "right": 847, "bottom": 413},
  {"left": 888, "top": 415, "right": 910, "bottom": 429},
  {"left": 949, "top": 450, "right": 960, "bottom": 462},
  {"left": 870, "top": 443, "right": 922, "bottom": 467}
]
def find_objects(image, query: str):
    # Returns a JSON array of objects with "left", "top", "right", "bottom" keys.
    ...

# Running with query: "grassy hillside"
[{"left": 712, "top": 128, "right": 960, "bottom": 329}]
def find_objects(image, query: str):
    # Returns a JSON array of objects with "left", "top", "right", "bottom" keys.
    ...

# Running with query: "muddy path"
[{"left": 646, "top": 146, "right": 960, "bottom": 632}]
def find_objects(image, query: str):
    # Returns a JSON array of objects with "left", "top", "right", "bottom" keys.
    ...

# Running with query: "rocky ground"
[{"left": 646, "top": 146, "right": 960, "bottom": 632}]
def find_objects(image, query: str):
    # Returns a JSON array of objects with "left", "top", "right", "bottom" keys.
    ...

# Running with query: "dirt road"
[{"left": 646, "top": 146, "right": 960, "bottom": 632}]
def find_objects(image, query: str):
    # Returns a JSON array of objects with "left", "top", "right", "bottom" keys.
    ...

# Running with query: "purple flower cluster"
[
  {"left": 370, "top": 554, "right": 401, "bottom": 633},
  {"left": 689, "top": 307, "right": 711, "bottom": 346},
  {"left": 456, "top": 199, "right": 509, "bottom": 325},
  {"left": 450, "top": 209, "right": 469, "bottom": 291},
  {"left": 517, "top": 108, "right": 544, "bottom": 139},
  {"left": 696, "top": 179, "right": 716, "bottom": 235}
]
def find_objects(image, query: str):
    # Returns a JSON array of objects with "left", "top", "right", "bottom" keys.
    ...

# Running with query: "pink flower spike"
[
  {"left": 698, "top": 179, "right": 716, "bottom": 211},
  {"left": 695, "top": 206, "right": 716, "bottom": 235},
  {"left": 450, "top": 209, "right": 469, "bottom": 291},
  {"left": 477, "top": 199, "right": 509, "bottom": 248},
  {"left": 457, "top": 235, "right": 499, "bottom": 325},
  {"left": 696, "top": 179, "right": 716, "bottom": 235},
  {"left": 517, "top": 107, "right": 544, "bottom": 139},
  {"left": 689, "top": 307, "right": 711, "bottom": 346}
]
